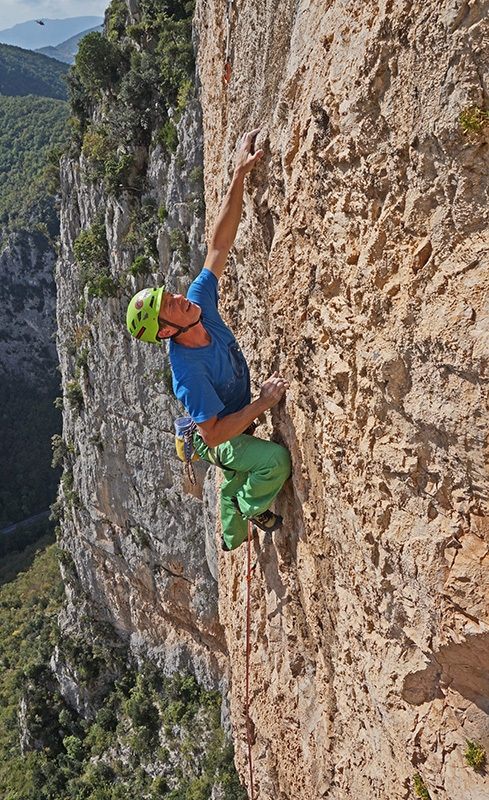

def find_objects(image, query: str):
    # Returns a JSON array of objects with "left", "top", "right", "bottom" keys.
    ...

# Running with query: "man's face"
[{"left": 156, "top": 292, "right": 201, "bottom": 338}]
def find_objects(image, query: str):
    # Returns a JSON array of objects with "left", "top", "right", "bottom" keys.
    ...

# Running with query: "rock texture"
[
  {"left": 55, "top": 97, "right": 227, "bottom": 689},
  {"left": 194, "top": 0, "right": 489, "bottom": 798},
  {"left": 55, "top": 0, "right": 489, "bottom": 798},
  {"left": 0, "top": 229, "right": 58, "bottom": 386}
]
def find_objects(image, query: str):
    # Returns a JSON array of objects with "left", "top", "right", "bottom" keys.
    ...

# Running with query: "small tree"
[{"left": 75, "top": 32, "right": 120, "bottom": 92}]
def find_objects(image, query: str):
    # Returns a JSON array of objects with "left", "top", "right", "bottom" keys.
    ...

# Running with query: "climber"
[{"left": 126, "top": 129, "right": 291, "bottom": 551}]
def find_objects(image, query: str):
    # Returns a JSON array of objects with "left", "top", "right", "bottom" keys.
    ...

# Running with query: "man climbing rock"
[{"left": 126, "top": 129, "right": 291, "bottom": 551}]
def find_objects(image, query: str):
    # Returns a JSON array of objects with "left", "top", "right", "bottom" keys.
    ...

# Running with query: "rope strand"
[
  {"left": 244, "top": 522, "right": 273, "bottom": 797},
  {"left": 245, "top": 520, "right": 255, "bottom": 800}
]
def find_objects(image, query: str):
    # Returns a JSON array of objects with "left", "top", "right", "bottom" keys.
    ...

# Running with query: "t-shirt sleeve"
[{"left": 187, "top": 269, "right": 221, "bottom": 324}]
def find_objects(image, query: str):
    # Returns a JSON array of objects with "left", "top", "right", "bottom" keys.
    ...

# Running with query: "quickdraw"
[
  {"left": 183, "top": 421, "right": 198, "bottom": 485},
  {"left": 223, "top": 0, "right": 234, "bottom": 85}
]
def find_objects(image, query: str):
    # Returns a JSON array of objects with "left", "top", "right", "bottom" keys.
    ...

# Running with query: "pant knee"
[{"left": 275, "top": 445, "right": 291, "bottom": 479}]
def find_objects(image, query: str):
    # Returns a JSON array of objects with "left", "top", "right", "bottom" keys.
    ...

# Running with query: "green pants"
[{"left": 194, "top": 433, "right": 291, "bottom": 550}]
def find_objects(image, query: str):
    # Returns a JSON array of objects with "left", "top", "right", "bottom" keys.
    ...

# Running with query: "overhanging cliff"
[{"left": 55, "top": 1, "right": 489, "bottom": 798}]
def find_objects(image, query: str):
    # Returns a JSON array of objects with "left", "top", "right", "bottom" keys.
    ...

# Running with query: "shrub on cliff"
[
  {"left": 0, "top": 545, "right": 247, "bottom": 800},
  {"left": 75, "top": 31, "right": 123, "bottom": 93},
  {"left": 67, "top": 0, "right": 196, "bottom": 167},
  {"left": 74, "top": 213, "right": 119, "bottom": 298}
]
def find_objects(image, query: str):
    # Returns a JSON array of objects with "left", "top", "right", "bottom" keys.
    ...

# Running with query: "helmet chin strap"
[{"left": 157, "top": 312, "right": 202, "bottom": 340}]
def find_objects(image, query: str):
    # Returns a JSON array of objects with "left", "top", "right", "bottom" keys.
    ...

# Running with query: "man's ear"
[{"left": 156, "top": 327, "right": 172, "bottom": 340}]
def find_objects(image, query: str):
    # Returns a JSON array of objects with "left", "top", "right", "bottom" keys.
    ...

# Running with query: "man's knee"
[{"left": 274, "top": 443, "right": 291, "bottom": 479}]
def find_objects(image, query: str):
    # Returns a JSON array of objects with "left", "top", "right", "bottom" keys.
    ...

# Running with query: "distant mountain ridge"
[
  {"left": 0, "top": 16, "right": 103, "bottom": 51},
  {"left": 0, "top": 43, "right": 68, "bottom": 99},
  {"left": 35, "top": 25, "right": 103, "bottom": 64}
]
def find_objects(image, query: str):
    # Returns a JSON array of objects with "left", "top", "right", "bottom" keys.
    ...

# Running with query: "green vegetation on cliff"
[
  {"left": 67, "top": 0, "right": 195, "bottom": 181},
  {"left": 0, "top": 545, "right": 247, "bottom": 800}
]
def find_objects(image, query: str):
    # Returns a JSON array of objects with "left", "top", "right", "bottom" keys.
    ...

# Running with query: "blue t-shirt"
[{"left": 169, "top": 269, "right": 251, "bottom": 423}]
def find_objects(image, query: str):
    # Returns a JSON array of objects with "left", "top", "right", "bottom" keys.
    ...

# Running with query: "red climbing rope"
[{"left": 245, "top": 520, "right": 255, "bottom": 800}]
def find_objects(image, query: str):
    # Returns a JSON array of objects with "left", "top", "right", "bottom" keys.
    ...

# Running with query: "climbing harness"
[
  {"left": 244, "top": 520, "right": 273, "bottom": 800},
  {"left": 179, "top": 420, "right": 258, "bottom": 484},
  {"left": 223, "top": 0, "right": 234, "bottom": 85}
]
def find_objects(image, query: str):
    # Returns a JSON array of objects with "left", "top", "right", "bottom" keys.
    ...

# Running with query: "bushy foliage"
[
  {"left": 74, "top": 213, "right": 118, "bottom": 297},
  {"left": 413, "top": 773, "right": 431, "bottom": 799},
  {"left": 75, "top": 31, "right": 123, "bottom": 93},
  {"left": 0, "top": 94, "right": 69, "bottom": 233},
  {"left": 459, "top": 104, "right": 489, "bottom": 134},
  {"left": 0, "top": 43, "right": 68, "bottom": 100},
  {"left": 68, "top": 0, "right": 196, "bottom": 165},
  {"left": 65, "top": 380, "right": 84, "bottom": 412},
  {"left": 0, "top": 545, "right": 247, "bottom": 800},
  {"left": 464, "top": 740, "right": 486, "bottom": 770},
  {"left": 126, "top": 195, "right": 161, "bottom": 274}
]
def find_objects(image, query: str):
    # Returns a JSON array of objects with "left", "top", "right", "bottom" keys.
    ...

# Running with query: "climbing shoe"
[
  {"left": 231, "top": 496, "right": 283, "bottom": 533},
  {"left": 249, "top": 509, "right": 283, "bottom": 533}
]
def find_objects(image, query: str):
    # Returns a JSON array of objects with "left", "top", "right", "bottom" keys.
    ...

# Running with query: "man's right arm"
[{"left": 203, "top": 129, "right": 263, "bottom": 282}]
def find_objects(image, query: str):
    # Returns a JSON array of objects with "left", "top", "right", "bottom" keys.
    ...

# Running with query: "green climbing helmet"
[{"left": 126, "top": 286, "right": 165, "bottom": 343}]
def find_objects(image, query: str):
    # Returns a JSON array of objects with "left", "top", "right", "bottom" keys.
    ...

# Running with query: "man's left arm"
[
  {"left": 203, "top": 129, "right": 263, "bottom": 281},
  {"left": 196, "top": 372, "right": 289, "bottom": 448}
]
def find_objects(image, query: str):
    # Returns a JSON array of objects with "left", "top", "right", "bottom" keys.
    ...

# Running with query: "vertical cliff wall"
[
  {"left": 0, "top": 230, "right": 58, "bottom": 385},
  {"left": 194, "top": 1, "right": 489, "bottom": 798},
  {"left": 55, "top": 91, "right": 229, "bottom": 689},
  {"left": 55, "top": 1, "right": 489, "bottom": 798}
]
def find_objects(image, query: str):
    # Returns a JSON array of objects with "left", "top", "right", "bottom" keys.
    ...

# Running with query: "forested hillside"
[
  {"left": 0, "top": 43, "right": 70, "bottom": 233},
  {"left": 0, "top": 94, "right": 69, "bottom": 232},
  {"left": 0, "top": 545, "right": 245, "bottom": 799},
  {"left": 0, "top": 43, "right": 68, "bottom": 99},
  {"left": 0, "top": 44, "right": 68, "bottom": 530}
]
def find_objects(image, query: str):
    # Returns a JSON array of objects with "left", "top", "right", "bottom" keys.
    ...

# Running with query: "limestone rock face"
[
  {"left": 0, "top": 229, "right": 57, "bottom": 386},
  {"left": 55, "top": 97, "right": 227, "bottom": 689},
  {"left": 193, "top": 1, "right": 489, "bottom": 798},
  {"left": 55, "top": 1, "right": 489, "bottom": 798}
]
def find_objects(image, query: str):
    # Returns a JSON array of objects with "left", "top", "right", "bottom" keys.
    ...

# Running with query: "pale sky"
[{"left": 0, "top": 0, "right": 109, "bottom": 31}]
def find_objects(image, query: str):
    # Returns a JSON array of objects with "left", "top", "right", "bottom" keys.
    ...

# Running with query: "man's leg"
[
  {"left": 192, "top": 433, "right": 249, "bottom": 550},
  {"left": 193, "top": 432, "right": 291, "bottom": 551},
  {"left": 217, "top": 435, "right": 291, "bottom": 521},
  {"left": 220, "top": 470, "right": 249, "bottom": 550}
]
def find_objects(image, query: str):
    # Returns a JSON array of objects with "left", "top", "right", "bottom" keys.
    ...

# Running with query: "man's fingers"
[
  {"left": 246, "top": 127, "right": 261, "bottom": 140},
  {"left": 242, "top": 128, "right": 261, "bottom": 153}
]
